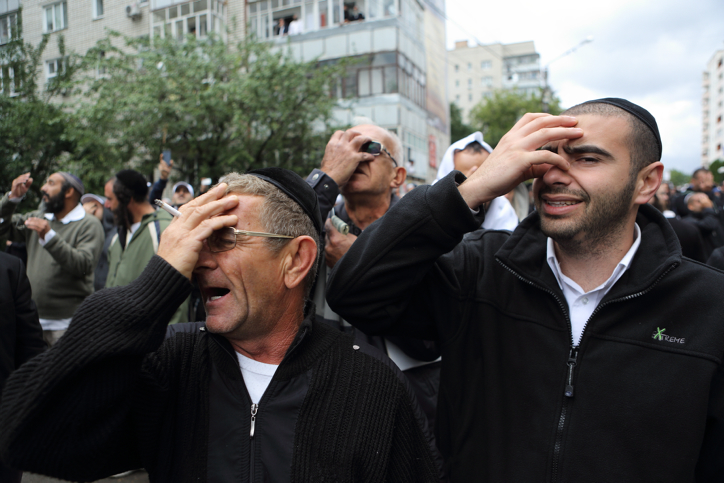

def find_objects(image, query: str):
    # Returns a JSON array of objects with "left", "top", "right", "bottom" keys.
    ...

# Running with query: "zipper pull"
[
  {"left": 250, "top": 403, "right": 258, "bottom": 438},
  {"left": 564, "top": 347, "right": 578, "bottom": 398}
]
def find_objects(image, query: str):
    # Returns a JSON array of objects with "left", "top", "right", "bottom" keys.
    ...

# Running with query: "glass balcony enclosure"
[
  {"left": 151, "top": 0, "right": 225, "bottom": 40},
  {"left": 248, "top": 0, "right": 398, "bottom": 39}
]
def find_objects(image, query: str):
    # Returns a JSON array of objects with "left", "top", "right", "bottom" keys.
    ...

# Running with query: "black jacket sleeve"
[
  {"left": 9, "top": 257, "right": 45, "bottom": 368},
  {"left": 326, "top": 171, "right": 485, "bottom": 342},
  {"left": 0, "top": 256, "right": 191, "bottom": 481},
  {"left": 148, "top": 178, "right": 168, "bottom": 204},
  {"left": 306, "top": 169, "right": 340, "bottom": 227}
]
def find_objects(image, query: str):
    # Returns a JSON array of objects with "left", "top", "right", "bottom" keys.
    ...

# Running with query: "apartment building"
[
  {"left": 255, "top": 0, "right": 450, "bottom": 184},
  {"left": 702, "top": 48, "right": 724, "bottom": 166},
  {"left": 448, "top": 40, "right": 540, "bottom": 123}
]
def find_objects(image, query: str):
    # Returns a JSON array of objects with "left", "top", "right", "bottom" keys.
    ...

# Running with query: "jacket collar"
[
  {"left": 336, "top": 193, "right": 399, "bottom": 236},
  {"left": 495, "top": 204, "right": 681, "bottom": 301},
  {"left": 207, "top": 304, "right": 341, "bottom": 382}
]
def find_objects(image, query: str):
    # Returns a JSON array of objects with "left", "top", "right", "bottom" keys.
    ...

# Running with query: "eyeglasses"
[
  {"left": 361, "top": 140, "right": 398, "bottom": 167},
  {"left": 206, "top": 226, "right": 295, "bottom": 253}
]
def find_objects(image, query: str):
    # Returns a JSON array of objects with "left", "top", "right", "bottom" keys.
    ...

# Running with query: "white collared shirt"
[
  {"left": 41, "top": 203, "right": 87, "bottom": 246},
  {"left": 546, "top": 224, "right": 641, "bottom": 347}
]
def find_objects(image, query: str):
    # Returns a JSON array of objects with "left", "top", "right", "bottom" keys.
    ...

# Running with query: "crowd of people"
[{"left": 1, "top": 97, "right": 724, "bottom": 482}]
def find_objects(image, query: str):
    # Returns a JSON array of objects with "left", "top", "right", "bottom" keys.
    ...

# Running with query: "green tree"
[
  {"left": 75, "top": 33, "right": 345, "bottom": 188},
  {"left": 450, "top": 102, "right": 474, "bottom": 142},
  {"left": 708, "top": 159, "right": 724, "bottom": 185},
  {"left": 0, "top": 11, "right": 82, "bottom": 208},
  {"left": 468, "top": 88, "right": 562, "bottom": 148},
  {"left": 668, "top": 169, "right": 690, "bottom": 188}
]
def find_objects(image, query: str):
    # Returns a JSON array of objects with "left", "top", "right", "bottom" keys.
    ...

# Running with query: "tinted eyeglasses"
[
  {"left": 361, "top": 141, "right": 398, "bottom": 167},
  {"left": 206, "top": 227, "right": 295, "bottom": 253}
]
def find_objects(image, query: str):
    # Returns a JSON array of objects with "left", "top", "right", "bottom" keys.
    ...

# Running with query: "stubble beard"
[
  {"left": 537, "top": 176, "right": 636, "bottom": 257},
  {"left": 43, "top": 191, "right": 66, "bottom": 214}
]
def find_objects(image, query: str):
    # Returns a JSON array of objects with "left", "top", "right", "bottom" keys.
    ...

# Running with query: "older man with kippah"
[
  {"left": 0, "top": 171, "right": 104, "bottom": 346},
  {"left": 327, "top": 99, "right": 724, "bottom": 481},
  {"left": 0, "top": 168, "right": 440, "bottom": 482}
]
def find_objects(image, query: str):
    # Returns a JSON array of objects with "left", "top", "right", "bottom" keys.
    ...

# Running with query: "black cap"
[
  {"left": 247, "top": 168, "right": 323, "bottom": 236},
  {"left": 115, "top": 169, "right": 149, "bottom": 199},
  {"left": 581, "top": 97, "right": 662, "bottom": 159}
]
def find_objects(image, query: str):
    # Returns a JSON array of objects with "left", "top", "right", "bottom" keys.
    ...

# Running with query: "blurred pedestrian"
[
  {"left": 81, "top": 193, "right": 117, "bottom": 291},
  {"left": 105, "top": 170, "right": 188, "bottom": 324},
  {"left": 435, "top": 132, "right": 519, "bottom": 231},
  {"left": 306, "top": 126, "right": 443, "bottom": 435},
  {"left": 0, "top": 172, "right": 104, "bottom": 346},
  {"left": 0, "top": 251, "right": 45, "bottom": 483}
]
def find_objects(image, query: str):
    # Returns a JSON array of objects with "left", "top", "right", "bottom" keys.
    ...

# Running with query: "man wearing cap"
[
  {"left": 327, "top": 99, "right": 724, "bottom": 480},
  {"left": 0, "top": 168, "right": 440, "bottom": 481},
  {"left": 0, "top": 172, "right": 104, "bottom": 346},
  {"left": 105, "top": 170, "right": 188, "bottom": 324},
  {"left": 81, "top": 193, "right": 117, "bottom": 291},
  {"left": 148, "top": 154, "right": 195, "bottom": 207}
]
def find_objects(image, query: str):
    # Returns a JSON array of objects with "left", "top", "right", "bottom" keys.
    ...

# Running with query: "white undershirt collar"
[{"left": 546, "top": 223, "right": 641, "bottom": 346}]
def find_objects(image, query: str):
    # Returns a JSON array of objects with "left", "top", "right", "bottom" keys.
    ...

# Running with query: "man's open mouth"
[{"left": 205, "top": 287, "right": 230, "bottom": 302}]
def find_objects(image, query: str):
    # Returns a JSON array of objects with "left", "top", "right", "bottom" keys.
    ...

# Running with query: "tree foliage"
[
  {"left": 668, "top": 169, "right": 691, "bottom": 188},
  {"left": 75, "top": 33, "right": 344, "bottom": 188},
  {"left": 0, "top": 11, "right": 81, "bottom": 209},
  {"left": 708, "top": 159, "right": 724, "bottom": 185},
  {"left": 450, "top": 102, "right": 474, "bottom": 143},
  {"left": 468, "top": 88, "right": 562, "bottom": 148}
]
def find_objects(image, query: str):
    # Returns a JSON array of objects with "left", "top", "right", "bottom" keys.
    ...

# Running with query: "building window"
[
  {"left": 467, "top": 78, "right": 471, "bottom": 88},
  {"left": 467, "top": 62, "right": 471, "bottom": 71},
  {"left": 454, "top": 64, "right": 458, "bottom": 72},
  {"left": 0, "top": 12, "right": 18, "bottom": 45},
  {"left": 44, "top": 2, "right": 68, "bottom": 33},
  {"left": 0, "top": 65, "right": 17, "bottom": 96},
  {"left": 481, "top": 60, "right": 491, "bottom": 70},
  {"left": 46, "top": 58, "right": 64, "bottom": 80},
  {"left": 455, "top": 94, "right": 459, "bottom": 101},
  {"left": 455, "top": 79, "right": 459, "bottom": 87},
  {"left": 481, "top": 76, "right": 492, "bottom": 87},
  {"left": 152, "top": 0, "right": 223, "bottom": 40},
  {"left": 468, "top": 93, "right": 472, "bottom": 101},
  {"left": 94, "top": 0, "right": 104, "bottom": 18}
]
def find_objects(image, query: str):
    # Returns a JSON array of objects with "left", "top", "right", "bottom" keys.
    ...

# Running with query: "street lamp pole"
[{"left": 541, "top": 36, "right": 593, "bottom": 113}]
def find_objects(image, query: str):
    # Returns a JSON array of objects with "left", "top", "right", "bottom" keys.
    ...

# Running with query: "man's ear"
[
  {"left": 634, "top": 162, "right": 664, "bottom": 206},
  {"left": 390, "top": 166, "right": 407, "bottom": 189},
  {"left": 65, "top": 187, "right": 76, "bottom": 201},
  {"left": 282, "top": 236, "right": 317, "bottom": 290}
]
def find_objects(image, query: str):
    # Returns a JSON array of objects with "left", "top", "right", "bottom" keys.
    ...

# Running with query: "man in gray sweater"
[{"left": 0, "top": 172, "right": 104, "bottom": 345}]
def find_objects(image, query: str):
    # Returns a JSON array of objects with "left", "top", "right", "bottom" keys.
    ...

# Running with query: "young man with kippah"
[
  {"left": 0, "top": 171, "right": 104, "bottom": 346},
  {"left": 327, "top": 98, "right": 724, "bottom": 481}
]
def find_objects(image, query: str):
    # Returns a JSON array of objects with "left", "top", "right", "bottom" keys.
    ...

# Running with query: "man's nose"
[
  {"left": 541, "top": 163, "right": 573, "bottom": 186},
  {"left": 194, "top": 241, "right": 218, "bottom": 271}
]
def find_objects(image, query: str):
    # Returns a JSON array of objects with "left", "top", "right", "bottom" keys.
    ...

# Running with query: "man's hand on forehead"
[
  {"left": 458, "top": 114, "right": 582, "bottom": 209},
  {"left": 156, "top": 183, "right": 239, "bottom": 280}
]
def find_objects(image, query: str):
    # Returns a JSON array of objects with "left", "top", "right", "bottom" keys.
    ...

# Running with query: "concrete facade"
[
  {"left": 702, "top": 48, "right": 724, "bottom": 166},
  {"left": 257, "top": 0, "right": 449, "bottom": 184},
  {"left": 448, "top": 40, "right": 540, "bottom": 124}
]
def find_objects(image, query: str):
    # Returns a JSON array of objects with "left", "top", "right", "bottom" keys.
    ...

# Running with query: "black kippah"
[
  {"left": 247, "top": 168, "right": 323, "bottom": 236},
  {"left": 115, "top": 169, "right": 149, "bottom": 199},
  {"left": 581, "top": 98, "right": 662, "bottom": 159}
]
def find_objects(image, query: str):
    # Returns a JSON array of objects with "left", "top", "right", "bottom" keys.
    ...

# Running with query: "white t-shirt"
[{"left": 236, "top": 352, "right": 279, "bottom": 404}]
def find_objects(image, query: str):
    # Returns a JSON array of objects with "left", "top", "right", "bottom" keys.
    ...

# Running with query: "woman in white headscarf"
[{"left": 435, "top": 132, "right": 519, "bottom": 231}]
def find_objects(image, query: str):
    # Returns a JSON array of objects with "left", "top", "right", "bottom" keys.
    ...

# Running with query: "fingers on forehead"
[
  {"left": 522, "top": 127, "right": 582, "bottom": 150},
  {"left": 517, "top": 114, "right": 575, "bottom": 137}
]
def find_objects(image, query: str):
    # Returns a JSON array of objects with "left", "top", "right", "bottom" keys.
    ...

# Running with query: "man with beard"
[
  {"left": 105, "top": 170, "right": 188, "bottom": 324},
  {"left": 327, "top": 98, "right": 724, "bottom": 481},
  {"left": 0, "top": 172, "right": 104, "bottom": 345}
]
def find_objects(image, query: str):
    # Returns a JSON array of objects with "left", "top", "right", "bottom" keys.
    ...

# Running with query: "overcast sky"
[{"left": 445, "top": 0, "right": 724, "bottom": 175}]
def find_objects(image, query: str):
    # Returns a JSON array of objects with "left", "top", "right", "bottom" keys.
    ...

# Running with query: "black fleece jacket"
[
  {"left": 327, "top": 171, "right": 724, "bottom": 482},
  {"left": 0, "top": 256, "right": 439, "bottom": 482}
]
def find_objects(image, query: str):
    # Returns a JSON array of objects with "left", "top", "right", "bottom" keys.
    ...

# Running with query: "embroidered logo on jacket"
[{"left": 652, "top": 327, "right": 685, "bottom": 344}]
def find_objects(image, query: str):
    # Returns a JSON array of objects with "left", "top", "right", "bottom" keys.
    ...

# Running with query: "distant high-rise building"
[
  {"left": 447, "top": 40, "right": 541, "bottom": 124},
  {"left": 702, "top": 48, "right": 724, "bottom": 166}
]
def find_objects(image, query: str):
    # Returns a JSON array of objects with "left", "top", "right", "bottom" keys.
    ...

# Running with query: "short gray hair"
[{"left": 218, "top": 173, "right": 320, "bottom": 298}]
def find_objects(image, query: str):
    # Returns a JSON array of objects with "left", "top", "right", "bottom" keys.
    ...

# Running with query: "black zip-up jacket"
[
  {"left": 327, "top": 172, "right": 724, "bottom": 482},
  {"left": 0, "top": 256, "right": 440, "bottom": 482}
]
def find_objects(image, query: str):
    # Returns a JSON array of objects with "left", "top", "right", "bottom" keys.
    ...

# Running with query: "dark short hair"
[
  {"left": 692, "top": 167, "right": 710, "bottom": 179},
  {"left": 562, "top": 102, "right": 660, "bottom": 177},
  {"left": 462, "top": 141, "right": 487, "bottom": 155},
  {"left": 114, "top": 170, "right": 148, "bottom": 203}
]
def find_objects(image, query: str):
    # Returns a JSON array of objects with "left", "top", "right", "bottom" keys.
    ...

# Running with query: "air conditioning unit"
[{"left": 126, "top": 2, "right": 142, "bottom": 19}]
